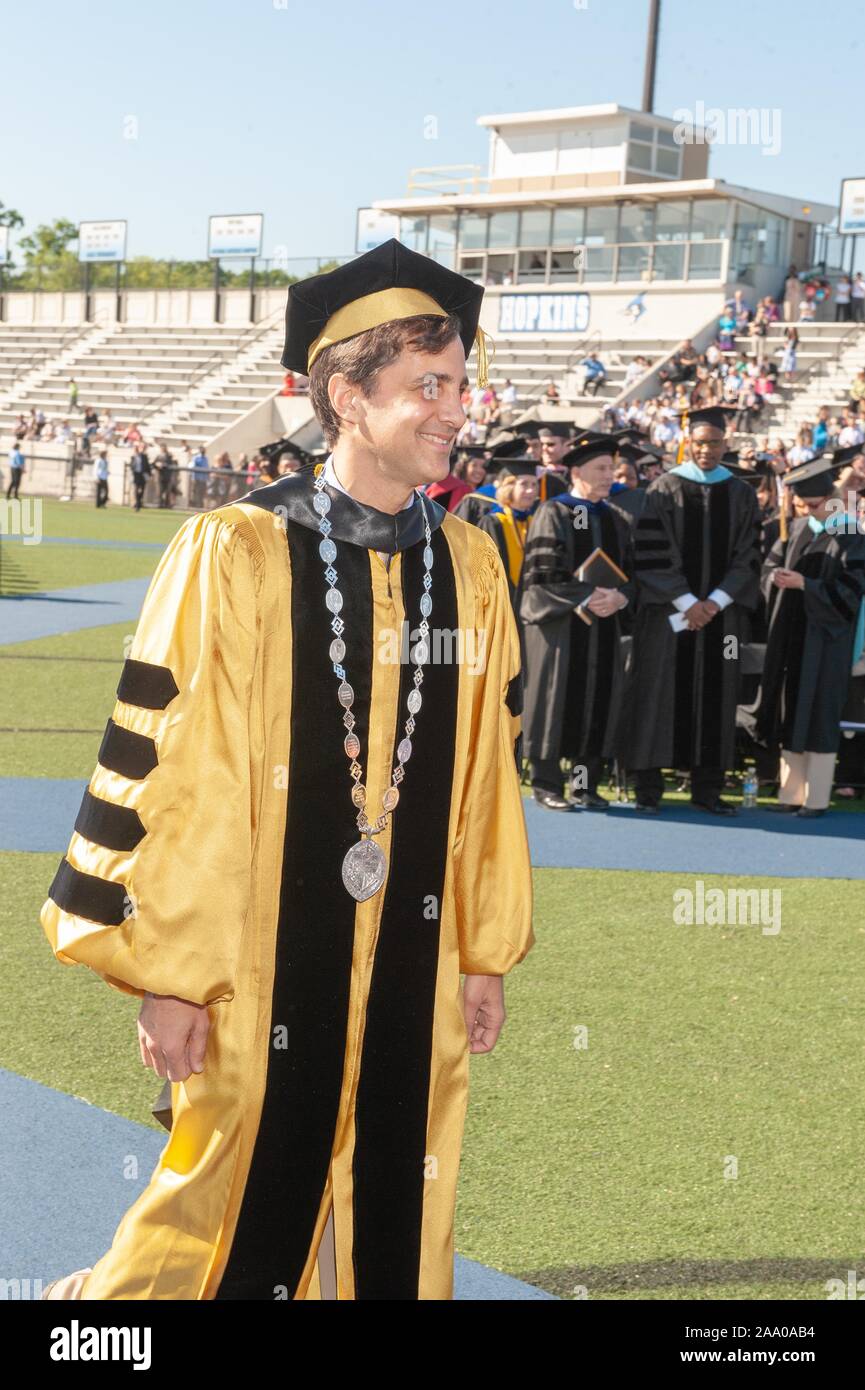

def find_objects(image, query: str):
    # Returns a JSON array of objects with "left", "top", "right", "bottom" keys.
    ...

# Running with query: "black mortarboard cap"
[
  {"left": 454, "top": 441, "right": 490, "bottom": 457},
  {"left": 832, "top": 444, "right": 865, "bottom": 468},
  {"left": 489, "top": 436, "right": 535, "bottom": 465},
  {"left": 784, "top": 454, "right": 845, "bottom": 498},
  {"left": 561, "top": 434, "right": 618, "bottom": 469},
  {"left": 533, "top": 420, "right": 574, "bottom": 440},
  {"left": 618, "top": 438, "right": 663, "bottom": 464},
  {"left": 726, "top": 459, "right": 775, "bottom": 484},
  {"left": 485, "top": 435, "right": 538, "bottom": 478},
  {"left": 489, "top": 458, "right": 540, "bottom": 479},
  {"left": 281, "top": 237, "right": 487, "bottom": 382},
  {"left": 684, "top": 406, "right": 729, "bottom": 433},
  {"left": 261, "top": 438, "right": 315, "bottom": 468}
]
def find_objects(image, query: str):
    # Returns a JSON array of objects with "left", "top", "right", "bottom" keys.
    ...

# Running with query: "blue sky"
[{"left": 2, "top": 0, "right": 862, "bottom": 263}]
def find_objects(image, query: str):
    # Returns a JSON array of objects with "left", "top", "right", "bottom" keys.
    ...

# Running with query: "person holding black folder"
[{"left": 520, "top": 433, "right": 634, "bottom": 810}]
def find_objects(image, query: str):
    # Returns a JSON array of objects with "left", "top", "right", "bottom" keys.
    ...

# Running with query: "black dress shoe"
[
  {"left": 795, "top": 807, "right": 826, "bottom": 818},
  {"left": 634, "top": 801, "right": 660, "bottom": 814},
  {"left": 532, "top": 788, "right": 577, "bottom": 811},
  {"left": 692, "top": 798, "right": 739, "bottom": 816},
  {"left": 569, "top": 790, "right": 608, "bottom": 810},
  {"left": 765, "top": 802, "right": 802, "bottom": 814}
]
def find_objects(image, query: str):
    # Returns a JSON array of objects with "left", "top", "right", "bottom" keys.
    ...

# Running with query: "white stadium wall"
[
  {"left": 1, "top": 287, "right": 288, "bottom": 328},
  {"left": 479, "top": 286, "right": 731, "bottom": 345}
]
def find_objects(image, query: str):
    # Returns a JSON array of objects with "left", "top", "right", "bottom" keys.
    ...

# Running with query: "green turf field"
[
  {"left": 3, "top": 498, "right": 864, "bottom": 1301},
  {"left": 6, "top": 849, "right": 863, "bottom": 1302}
]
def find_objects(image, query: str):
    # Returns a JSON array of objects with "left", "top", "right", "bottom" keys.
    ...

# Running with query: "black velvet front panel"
[
  {"left": 215, "top": 519, "right": 370, "bottom": 1300},
  {"left": 351, "top": 527, "right": 460, "bottom": 1300},
  {"left": 671, "top": 481, "right": 731, "bottom": 768}
]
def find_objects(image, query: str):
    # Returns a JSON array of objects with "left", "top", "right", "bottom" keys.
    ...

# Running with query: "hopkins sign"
[{"left": 498, "top": 293, "right": 590, "bottom": 334}]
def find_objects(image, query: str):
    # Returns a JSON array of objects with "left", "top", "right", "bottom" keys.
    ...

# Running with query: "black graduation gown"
[
  {"left": 425, "top": 476, "right": 470, "bottom": 513},
  {"left": 453, "top": 490, "right": 497, "bottom": 527},
  {"left": 751, "top": 509, "right": 781, "bottom": 638},
  {"left": 519, "top": 496, "right": 634, "bottom": 763},
  {"left": 477, "top": 505, "right": 535, "bottom": 687},
  {"left": 753, "top": 516, "right": 865, "bottom": 753},
  {"left": 609, "top": 485, "right": 648, "bottom": 521},
  {"left": 623, "top": 472, "right": 761, "bottom": 771},
  {"left": 537, "top": 470, "right": 569, "bottom": 502}
]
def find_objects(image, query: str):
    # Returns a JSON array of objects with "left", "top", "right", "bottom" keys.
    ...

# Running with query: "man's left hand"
[{"left": 463, "top": 974, "right": 505, "bottom": 1054}]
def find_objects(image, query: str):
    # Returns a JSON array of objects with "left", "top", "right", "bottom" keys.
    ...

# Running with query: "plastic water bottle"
[{"left": 742, "top": 772, "right": 758, "bottom": 809}]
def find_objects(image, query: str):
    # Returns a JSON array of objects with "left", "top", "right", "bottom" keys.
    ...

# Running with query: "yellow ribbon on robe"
[{"left": 493, "top": 505, "right": 529, "bottom": 588}]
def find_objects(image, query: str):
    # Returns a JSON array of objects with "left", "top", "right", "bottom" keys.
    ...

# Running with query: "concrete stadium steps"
[
  {"left": 727, "top": 322, "right": 865, "bottom": 441},
  {"left": 0, "top": 323, "right": 106, "bottom": 406},
  {"left": 487, "top": 336, "right": 675, "bottom": 409},
  {"left": 0, "top": 319, "right": 286, "bottom": 447}
]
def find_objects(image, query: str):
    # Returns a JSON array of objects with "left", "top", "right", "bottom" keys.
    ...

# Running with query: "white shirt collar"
[{"left": 323, "top": 453, "right": 415, "bottom": 511}]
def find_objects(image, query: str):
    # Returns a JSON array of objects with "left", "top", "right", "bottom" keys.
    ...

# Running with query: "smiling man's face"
[
  {"left": 340, "top": 335, "right": 469, "bottom": 490},
  {"left": 689, "top": 424, "right": 726, "bottom": 471}
]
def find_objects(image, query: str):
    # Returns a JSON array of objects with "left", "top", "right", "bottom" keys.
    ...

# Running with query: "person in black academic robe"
[
  {"left": 477, "top": 461, "right": 539, "bottom": 608},
  {"left": 623, "top": 407, "right": 761, "bottom": 814},
  {"left": 520, "top": 435, "right": 634, "bottom": 811},
  {"left": 453, "top": 436, "right": 525, "bottom": 527},
  {"left": 751, "top": 455, "right": 865, "bottom": 815},
  {"left": 536, "top": 467, "right": 570, "bottom": 502},
  {"left": 725, "top": 460, "right": 780, "bottom": 787},
  {"left": 609, "top": 436, "right": 663, "bottom": 523}
]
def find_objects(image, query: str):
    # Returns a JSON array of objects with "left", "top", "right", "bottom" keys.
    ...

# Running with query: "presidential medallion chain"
[{"left": 313, "top": 470, "right": 433, "bottom": 902}]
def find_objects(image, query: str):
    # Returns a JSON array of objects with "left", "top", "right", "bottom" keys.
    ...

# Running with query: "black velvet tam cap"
[{"left": 281, "top": 237, "right": 487, "bottom": 380}]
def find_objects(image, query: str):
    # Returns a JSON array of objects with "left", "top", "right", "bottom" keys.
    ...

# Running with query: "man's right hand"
[
  {"left": 138, "top": 992, "right": 210, "bottom": 1081},
  {"left": 684, "top": 600, "right": 712, "bottom": 630}
]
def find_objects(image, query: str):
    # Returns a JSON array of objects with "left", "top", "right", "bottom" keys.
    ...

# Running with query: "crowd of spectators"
[
  {"left": 6, "top": 270, "right": 865, "bottom": 508},
  {"left": 595, "top": 279, "right": 865, "bottom": 475}
]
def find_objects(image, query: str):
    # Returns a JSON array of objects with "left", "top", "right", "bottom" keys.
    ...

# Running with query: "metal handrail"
[
  {"left": 742, "top": 320, "right": 865, "bottom": 427},
  {"left": 128, "top": 306, "right": 285, "bottom": 428},
  {"left": 0, "top": 323, "right": 88, "bottom": 402},
  {"left": 515, "top": 328, "right": 606, "bottom": 402}
]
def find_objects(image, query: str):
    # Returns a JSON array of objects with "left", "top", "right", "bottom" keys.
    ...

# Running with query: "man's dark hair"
[{"left": 308, "top": 312, "right": 463, "bottom": 449}]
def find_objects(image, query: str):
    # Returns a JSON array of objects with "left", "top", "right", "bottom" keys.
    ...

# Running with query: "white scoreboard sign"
[{"left": 78, "top": 220, "right": 127, "bottom": 263}]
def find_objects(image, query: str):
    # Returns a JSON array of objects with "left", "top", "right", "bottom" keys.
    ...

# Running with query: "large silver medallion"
[{"left": 342, "top": 837, "right": 387, "bottom": 901}]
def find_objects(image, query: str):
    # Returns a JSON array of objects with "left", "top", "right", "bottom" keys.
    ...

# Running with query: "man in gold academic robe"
[{"left": 39, "top": 239, "right": 534, "bottom": 1301}]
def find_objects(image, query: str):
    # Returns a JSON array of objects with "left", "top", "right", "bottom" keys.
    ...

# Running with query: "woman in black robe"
[{"left": 753, "top": 456, "right": 865, "bottom": 816}]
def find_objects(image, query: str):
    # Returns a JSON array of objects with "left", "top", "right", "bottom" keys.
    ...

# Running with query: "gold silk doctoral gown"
[{"left": 39, "top": 468, "right": 535, "bottom": 1300}]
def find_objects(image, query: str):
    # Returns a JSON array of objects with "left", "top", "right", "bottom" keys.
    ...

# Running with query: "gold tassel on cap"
[
  {"left": 474, "top": 326, "right": 493, "bottom": 389},
  {"left": 675, "top": 409, "right": 688, "bottom": 465}
]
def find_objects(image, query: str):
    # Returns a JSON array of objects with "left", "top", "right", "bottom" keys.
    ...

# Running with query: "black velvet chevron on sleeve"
[
  {"left": 116, "top": 658, "right": 180, "bottom": 710},
  {"left": 49, "top": 660, "right": 179, "bottom": 926}
]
